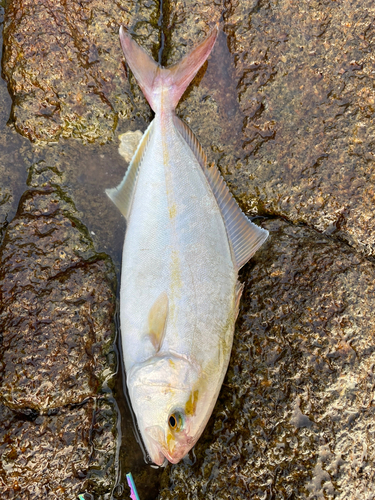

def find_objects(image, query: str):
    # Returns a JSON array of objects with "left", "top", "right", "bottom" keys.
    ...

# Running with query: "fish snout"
[
  {"left": 164, "top": 433, "right": 195, "bottom": 464},
  {"left": 146, "top": 424, "right": 194, "bottom": 464}
]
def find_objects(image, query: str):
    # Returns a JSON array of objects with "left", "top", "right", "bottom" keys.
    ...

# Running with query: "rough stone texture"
[
  {"left": 0, "top": 164, "right": 119, "bottom": 498},
  {"left": 0, "top": 164, "right": 116, "bottom": 411},
  {"left": 86, "top": 397, "right": 119, "bottom": 498},
  {"left": 0, "top": 4, "right": 121, "bottom": 499},
  {"left": 21, "top": 140, "right": 129, "bottom": 273},
  {"left": 158, "top": 219, "right": 375, "bottom": 499},
  {"left": 225, "top": 0, "right": 375, "bottom": 258},
  {"left": 156, "top": 0, "right": 222, "bottom": 66},
  {"left": 0, "top": 399, "right": 117, "bottom": 500},
  {"left": 0, "top": 402, "right": 92, "bottom": 499},
  {"left": 3, "top": 0, "right": 375, "bottom": 256},
  {"left": 2, "top": 0, "right": 158, "bottom": 143},
  {"left": 161, "top": 0, "right": 375, "bottom": 260},
  {"left": 0, "top": 5, "right": 31, "bottom": 244},
  {"left": 2, "top": 0, "right": 375, "bottom": 498}
]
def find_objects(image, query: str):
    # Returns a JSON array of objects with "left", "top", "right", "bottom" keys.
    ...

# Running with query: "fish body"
[
  {"left": 107, "top": 27, "right": 268, "bottom": 465},
  {"left": 122, "top": 119, "right": 236, "bottom": 370}
]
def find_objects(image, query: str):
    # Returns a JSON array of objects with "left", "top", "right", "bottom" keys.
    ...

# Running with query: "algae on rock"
[
  {"left": 158, "top": 219, "right": 375, "bottom": 499},
  {"left": 2, "top": 0, "right": 159, "bottom": 143},
  {"left": 0, "top": 164, "right": 119, "bottom": 499}
]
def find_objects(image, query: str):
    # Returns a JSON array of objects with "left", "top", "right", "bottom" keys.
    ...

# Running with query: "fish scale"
[{"left": 106, "top": 25, "right": 268, "bottom": 465}]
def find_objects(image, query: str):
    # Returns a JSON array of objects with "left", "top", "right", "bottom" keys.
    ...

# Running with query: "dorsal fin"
[
  {"left": 106, "top": 120, "right": 154, "bottom": 220},
  {"left": 173, "top": 116, "right": 269, "bottom": 269},
  {"left": 173, "top": 115, "right": 207, "bottom": 169}
]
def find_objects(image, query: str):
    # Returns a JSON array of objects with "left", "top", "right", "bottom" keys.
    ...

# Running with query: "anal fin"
[
  {"left": 106, "top": 120, "right": 154, "bottom": 220},
  {"left": 173, "top": 116, "right": 269, "bottom": 270}
]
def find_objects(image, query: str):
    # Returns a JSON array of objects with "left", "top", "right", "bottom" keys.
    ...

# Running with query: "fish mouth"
[
  {"left": 162, "top": 447, "right": 189, "bottom": 464},
  {"left": 144, "top": 431, "right": 166, "bottom": 466},
  {"left": 145, "top": 425, "right": 168, "bottom": 465},
  {"left": 145, "top": 425, "right": 194, "bottom": 465}
]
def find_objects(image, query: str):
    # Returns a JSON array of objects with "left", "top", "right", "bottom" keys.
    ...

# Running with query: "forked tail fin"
[{"left": 119, "top": 25, "right": 218, "bottom": 114}]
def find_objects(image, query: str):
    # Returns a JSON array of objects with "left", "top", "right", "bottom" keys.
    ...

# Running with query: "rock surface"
[
  {"left": 158, "top": 219, "right": 375, "bottom": 499},
  {"left": 0, "top": 398, "right": 117, "bottom": 500},
  {"left": 0, "top": 402, "right": 94, "bottom": 499},
  {"left": 1, "top": 0, "right": 375, "bottom": 498},
  {"left": 3, "top": 0, "right": 375, "bottom": 257},
  {"left": 164, "top": 0, "right": 375, "bottom": 260},
  {"left": 0, "top": 6, "right": 31, "bottom": 245},
  {"left": 0, "top": 164, "right": 119, "bottom": 498},
  {"left": 2, "top": 0, "right": 157, "bottom": 143},
  {"left": 0, "top": 4, "right": 121, "bottom": 499},
  {"left": 0, "top": 164, "right": 116, "bottom": 411}
]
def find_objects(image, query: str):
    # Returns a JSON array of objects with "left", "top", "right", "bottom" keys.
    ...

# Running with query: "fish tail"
[{"left": 119, "top": 25, "right": 218, "bottom": 114}]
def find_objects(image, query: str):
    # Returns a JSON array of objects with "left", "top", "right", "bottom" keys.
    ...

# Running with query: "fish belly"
[{"left": 120, "top": 120, "right": 237, "bottom": 375}]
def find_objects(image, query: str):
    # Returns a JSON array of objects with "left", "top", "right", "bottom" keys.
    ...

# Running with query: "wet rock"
[
  {"left": 0, "top": 162, "right": 119, "bottom": 497},
  {"left": 0, "top": 402, "right": 92, "bottom": 499},
  {"left": 0, "top": 128, "right": 28, "bottom": 247},
  {"left": 165, "top": 0, "right": 375, "bottom": 259},
  {"left": 225, "top": 0, "right": 375, "bottom": 258},
  {"left": 0, "top": 5, "right": 121, "bottom": 498},
  {"left": 0, "top": 5, "right": 31, "bottom": 245},
  {"left": 2, "top": 0, "right": 159, "bottom": 143},
  {"left": 157, "top": 0, "right": 221, "bottom": 66},
  {"left": 158, "top": 219, "right": 375, "bottom": 498},
  {"left": 4, "top": 0, "right": 375, "bottom": 259},
  {"left": 21, "top": 140, "right": 129, "bottom": 272},
  {"left": 0, "top": 163, "right": 116, "bottom": 411},
  {"left": 2, "top": 0, "right": 375, "bottom": 498},
  {"left": 87, "top": 397, "right": 119, "bottom": 499},
  {"left": 0, "top": 398, "right": 117, "bottom": 500}
]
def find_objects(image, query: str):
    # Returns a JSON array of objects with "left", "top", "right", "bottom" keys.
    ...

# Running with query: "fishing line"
[{"left": 157, "top": 0, "right": 165, "bottom": 65}]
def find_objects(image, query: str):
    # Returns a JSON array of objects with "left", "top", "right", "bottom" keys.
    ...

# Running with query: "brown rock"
[
  {"left": 86, "top": 397, "right": 119, "bottom": 498},
  {"left": 2, "top": 0, "right": 375, "bottom": 497},
  {"left": 2, "top": 0, "right": 158, "bottom": 143},
  {"left": 158, "top": 219, "right": 375, "bottom": 499},
  {"left": 0, "top": 7, "right": 120, "bottom": 498},
  {"left": 0, "top": 398, "right": 118, "bottom": 500},
  {"left": 0, "top": 166, "right": 116, "bottom": 411},
  {"left": 0, "top": 6, "right": 31, "bottom": 241},
  {"left": 4, "top": 0, "right": 375, "bottom": 259},
  {"left": 164, "top": 0, "right": 375, "bottom": 258},
  {"left": 0, "top": 402, "right": 92, "bottom": 499}
]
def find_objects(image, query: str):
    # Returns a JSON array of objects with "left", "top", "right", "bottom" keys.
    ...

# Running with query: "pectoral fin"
[
  {"left": 174, "top": 116, "right": 269, "bottom": 270},
  {"left": 147, "top": 292, "right": 169, "bottom": 351}
]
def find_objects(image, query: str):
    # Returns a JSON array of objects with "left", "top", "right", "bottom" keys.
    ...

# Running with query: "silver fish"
[{"left": 107, "top": 26, "right": 268, "bottom": 465}]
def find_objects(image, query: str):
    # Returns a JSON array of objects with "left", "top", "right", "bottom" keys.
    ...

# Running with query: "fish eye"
[{"left": 168, "top": 411, "right": 184, "bottom": 432}]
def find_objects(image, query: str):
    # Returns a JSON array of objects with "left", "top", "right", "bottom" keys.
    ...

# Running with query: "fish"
[{"left": 106, "top": 25, "right": 269, "bottom": 466}]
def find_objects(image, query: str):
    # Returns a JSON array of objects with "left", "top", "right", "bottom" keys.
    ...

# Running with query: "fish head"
[
  {"left": 144, "top": 408, "right": 194, "bottom": 465},
  {"left": 128, "top": 354, "right": 214, "bottom": 465}
]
